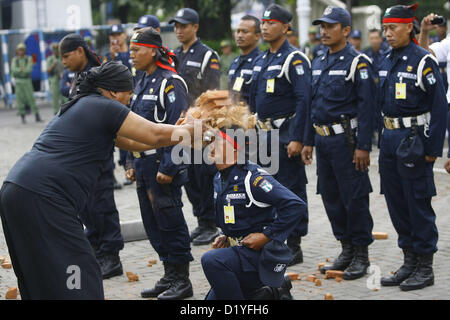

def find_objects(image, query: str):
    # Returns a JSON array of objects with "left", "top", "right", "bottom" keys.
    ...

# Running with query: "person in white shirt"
[{"left": 419, "top": 13, "right": 450, "bottom": 173}]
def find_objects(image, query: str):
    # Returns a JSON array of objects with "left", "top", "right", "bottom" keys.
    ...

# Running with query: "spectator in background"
[
  {"left": 363, "top": 29, "right": 388, "bottom": 73},
  {"left": 287, "top": 28, "right": 299, "bottom": 48},
  {"left": 11, "top": 43, "right": 41, "bottom": 124},
  {"left": 302, "top": 26, "right": 318, "bottom": 60},
  {"left": 219, "top": 40, "right": 237, "bottom": 90},
  {"left": 349, "top": 29, "right": 362, "bottom": 51},
  {"left": 104, "top": 24, "right": 132, "bottom": 71},
  {"left": 312, "top": 32, "right": 326, "bottom": 59},
  {"left": 46, "top": 42, "right": 67, "bottom": 115}
]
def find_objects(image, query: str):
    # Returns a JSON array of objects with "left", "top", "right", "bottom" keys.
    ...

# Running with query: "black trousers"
[{"left": 0, "top": 183, "right": 104, "bottom": 300}]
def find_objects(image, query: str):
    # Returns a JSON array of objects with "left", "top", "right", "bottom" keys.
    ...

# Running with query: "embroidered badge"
[
  {"left": 426, "top": 73, "right": 436, "bottom": 85},
  {"left": 296, "top": 65, "right": 304, "bottom": 75},
  {"left": 360, "top": 69, "right": 369, "bottom": 80},
  {"left": 168, "top": 91, "right": 176, "bottom": 103},
  {"left": 259, "top": 179, "right": 273, "bottom": 193},
  {"left": 273, "top": 264, "right": 286, "bottom": 272}
]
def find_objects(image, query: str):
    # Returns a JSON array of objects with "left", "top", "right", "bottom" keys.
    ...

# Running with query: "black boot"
[
  {"left": 381, "top": 248, "right": 417, "bottom": 286},
  {"left": 189, "top": 218, "right": 204, "bottom": 242},
  {"left": 343, "top": 246, "right": 370, "bottom": 280},
  {"left": 275, "top": 275, "right": 293, "bottom": 300},
  {"left": 157, "top": 263, "right": 193, "bottom": 300},
  {"left": 400, "top": 253, "right": 434, "bottom": 291},
  {"left": 287, "top": 236, "right": 303, "bottom": 266},
  {"left": 141, "top": 262, "right": 176, "bottom": 298},
  {"left": 250, "top": 275, "right": 293, "bottom": 300},
  {"left": 99, "top": 253, "right": 123, "bottom": 280},
  {"left": 192, "top": 219, "right": 220, "bottom": 246},
  {"left": 321, "top": 240, "right": 354, "bottom": 274},
  {"left": 35, "top": 113, "right": 42, "bottom": 122},
  {"left": 20, "top": 114, "right": 26, "bottom": 124}
]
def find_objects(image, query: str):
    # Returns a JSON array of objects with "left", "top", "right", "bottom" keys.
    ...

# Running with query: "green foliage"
[{"left": 356, "top": 0, "right": 448, "bottom": 19}]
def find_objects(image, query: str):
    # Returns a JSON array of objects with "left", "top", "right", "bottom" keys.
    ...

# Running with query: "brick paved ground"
[{"left": 0, "top": 103, "right": 449, "bottom": 300}]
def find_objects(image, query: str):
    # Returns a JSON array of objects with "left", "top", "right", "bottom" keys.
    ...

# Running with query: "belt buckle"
[
  {"left": 229, "top": 237, "right": 243, "bottom": 247},
  {"left": 133, "top": 152, "right": 141, "bottom": 159},
  {"left": 384, "top": 117, "right": 394, "bottom": 130}
]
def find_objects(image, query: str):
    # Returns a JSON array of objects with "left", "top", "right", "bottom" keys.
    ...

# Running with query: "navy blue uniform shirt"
[
  {"left": 128, "top": 67, "right": 188, "bottom": 176},
  {"left": 249, "top": 39, "right": 311, "bottom": 143},
  {"left": 104, "top": 51, "right": 132, "bottom": 71},
  {"left": 213, "top": 162, "right": 306, "bottom": 243},
  {"left": 5, "top": 95, "right": 130, "bottom": 212},
  {"left": 378, "top": 42, "right": 448, "bottom": 157},
  {"left": 228, "top": 47, "right": 261, "bottom": 105},
  {"left": 305, "top": 43, "right": 376, "bottom": 151},
  {"left": 174, "top": 39, "right": 220, "bottom": 106}
]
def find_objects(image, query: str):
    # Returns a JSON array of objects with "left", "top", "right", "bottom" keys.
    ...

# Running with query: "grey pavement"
[{"left": 0, "top": 102, "right": 449, "bottom": 300}]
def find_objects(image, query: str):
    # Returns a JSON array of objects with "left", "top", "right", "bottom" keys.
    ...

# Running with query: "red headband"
[
  {"left": 262, "top": 18, "right": 287, "bottom": 24},
  {"left": 219, "top": 131, "right": 241, "bottom": 151},
  {"left": 131, "top": 42, "right": 177, "bottom": 73},
  {"left": 382, "top": 17, "right": 415, "bottom": 24}
]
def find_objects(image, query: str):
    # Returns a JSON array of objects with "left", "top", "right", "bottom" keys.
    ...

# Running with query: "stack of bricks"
[{"left": 184, "top": 90, "right": 256, "bottom": 130}]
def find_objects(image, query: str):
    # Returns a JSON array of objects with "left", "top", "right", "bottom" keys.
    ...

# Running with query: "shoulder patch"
[
  {"left": 357, "top": 62, "right": 368, "bottom": 69},
  {"left": 258, "top": 179, "right": 273, "bottom": 193},
  {"left": 164, "top": 84, "right": 174, "bottom": 93},
  {"left": 293, "top": 59, "right": 303, "bottom": 66},
  {"left": 210, "top": 58, "right": 219, "bottom": 63},
  {"left": 252, "top": 176, "right": 264, "bottom": 187},
  {"left": 210, "top": 63, "right": 220, "bottom": 70},
  {"left": 423, "top": 67, "right": 432, "bottom": 76}
]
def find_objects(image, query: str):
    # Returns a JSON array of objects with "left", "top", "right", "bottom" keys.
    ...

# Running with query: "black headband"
[
  {"left": 79, "top": 61, "right": 133, "bottom": 93},
  {"left": 59, "top": 61, "right": 133, "bottom": 116},
  {"left": 59, "top": 33, "right": 102, "bottom": 66}
]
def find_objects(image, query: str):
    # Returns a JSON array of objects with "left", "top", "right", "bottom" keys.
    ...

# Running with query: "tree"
[{"left": 91, "top": 0, "right": 237, "bottom": 40}]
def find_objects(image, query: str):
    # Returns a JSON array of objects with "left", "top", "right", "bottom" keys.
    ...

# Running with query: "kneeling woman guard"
[{"left": 201, "top": 126, "right": 308, "bottom": 300}]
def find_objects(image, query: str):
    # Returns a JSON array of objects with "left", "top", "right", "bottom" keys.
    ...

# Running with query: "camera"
[{"left": 431, "top": 15, "right": 446, "bottom": 25}]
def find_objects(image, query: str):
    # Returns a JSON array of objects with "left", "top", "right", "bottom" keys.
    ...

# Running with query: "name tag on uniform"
[
  {"left": 233, "top": 77, "right": 244, "bottom": 92},
  {"left": 224, "top": 205, "right": 235, "bottom": 224},
  {"left": 395, "top": 83, "right": 406, "bottom": 99},
  {"left": 266, "top": 78, "right": 275, "bottom": 93}
]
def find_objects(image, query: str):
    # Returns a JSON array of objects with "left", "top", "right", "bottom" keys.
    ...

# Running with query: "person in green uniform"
[
  {"left": 46, "top": 43, "right": 67, "bottom": 114},
  {"left": 219, "top": 40, "right": 237, "bottom": 90},
  {"left": 11, "top": 43, "right": 41, "bottom": 123}
]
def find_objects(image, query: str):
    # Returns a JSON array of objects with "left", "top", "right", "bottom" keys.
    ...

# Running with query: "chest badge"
[
  {"left": 149, "top": 88, "right": 154, "bottom": 94},
  {"left": 233, "top": 185, "right": 239, "bottom": 192},
  {"left": 224, "top": 205, "right": 235, "bottom": 224},
  {"left": 407, "top": 65, "right": 413, "bottom": 72}
]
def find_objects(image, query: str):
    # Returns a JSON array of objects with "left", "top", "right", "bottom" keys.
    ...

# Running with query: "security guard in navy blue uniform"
[
  {"left": 59, "top": 34, "right": 125, "bottom": 279},
  {"left": 132, "top": 15, "right": 162, "bottom": 83},
  {"left": 377, "top": 4, "right": 447, "bottom": 291},
  {"left": 302, "top": 7, "right": 376, "bottom": 280},
  {"left": 228, "top": 15, "right": 261, "bottom": 105},
  {"left": 201, "top": 127, "right": 307, "bottom": 300},
  {"left": 103, "top": 24, "right": 135, "bottom": 187},
  {"left": 126, "top": 28, "right": 194, "bottom": 300},
  {"left": 169, "top": 8, "right": 222, "bottom": 245},
  {"left": 248, "top": 4, "right": 310, "bottom": 266},
  {"left": 103, "top": 24, "right": 132, "bottom": 70}
]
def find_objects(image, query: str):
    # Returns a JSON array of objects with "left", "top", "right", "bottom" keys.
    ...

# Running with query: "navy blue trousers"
[
  {"left": 201, "top": 246, "right": 263, "bottom": 300},
  {"left": 135, "top": 156, "right": 193, "bottom": 264},
  {"left": 315, "top": 134, "right": 374, "bottom": 246},
  {"left": 379, "top": 128, "right": 438, "bottom": 254},
  {"left": 184, "top": 149, "right": 217, "bottom": 222},
  {"left": 78, "top": 168, "right": 124, "bottom": 256},
  {"left": 0, "top": 183, "right": 104, "bottom": 300},
  {"left": 259, "top": 125, "right": 308, "bottom": 238}
]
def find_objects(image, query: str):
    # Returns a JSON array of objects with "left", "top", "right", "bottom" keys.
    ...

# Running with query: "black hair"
[
  {"left": 368, "top": 28, "right": 383, "bottom": 37},
  {"left": 241, "top": 15, "right": 261, "bottom": 34}
]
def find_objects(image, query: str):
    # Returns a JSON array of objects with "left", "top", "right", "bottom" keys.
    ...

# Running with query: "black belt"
[{"left": 133, "top": 149, "right": 157, "bottom": 159}]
